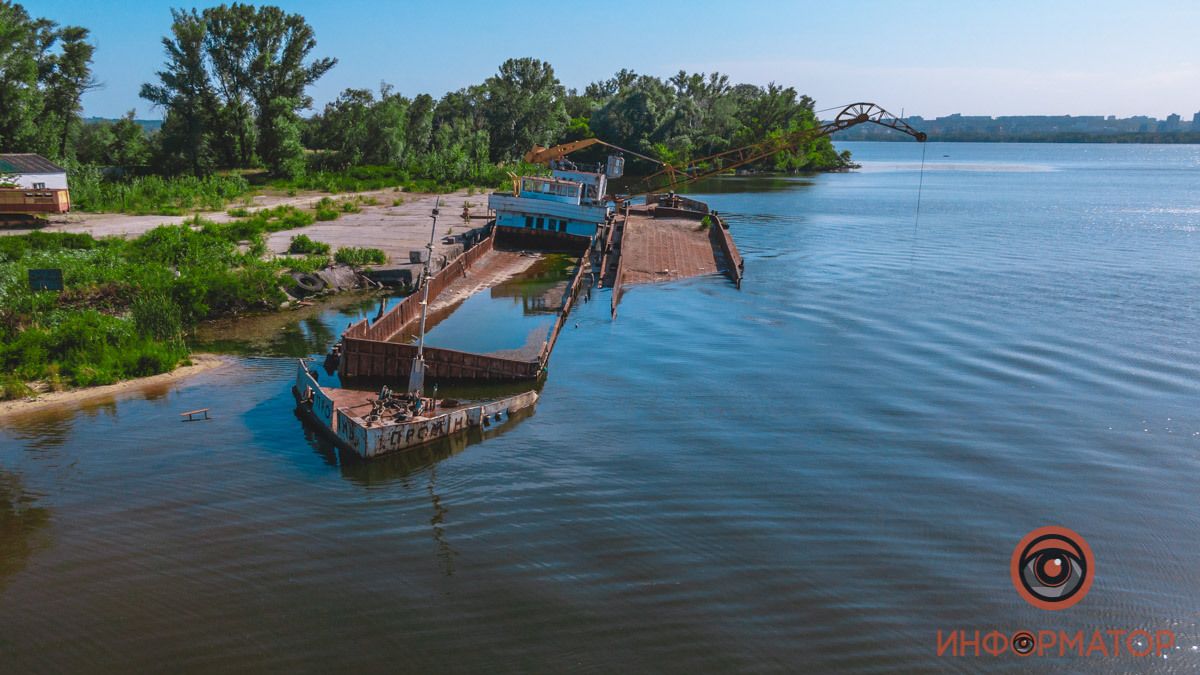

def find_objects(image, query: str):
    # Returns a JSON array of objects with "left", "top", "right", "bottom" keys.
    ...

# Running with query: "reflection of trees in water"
[
  {"left": 191, "top": 291, "right": 404, "bottom": 357},
  {"left": 1, "top": 405, "right": 82, "bottom": 451},
  {"left": 490, "top": 254, "right": 576, "bottom": 316},
  {"left": 0, "top": 471, "right": 51, "bottom": 591}
]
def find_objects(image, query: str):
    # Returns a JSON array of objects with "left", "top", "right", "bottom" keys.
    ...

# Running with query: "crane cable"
[{"left": 909, "top": 141, "right": 928, "bottom": 267}]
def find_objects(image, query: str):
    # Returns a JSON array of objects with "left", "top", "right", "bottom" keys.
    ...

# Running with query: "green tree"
[
  {"left": 74, "top": 112, "right": 148, "bottom": 167},
  {"left": 75, "top": 119, "right": 115, "bottom": 164},
  {"left": 482, "top": 57, "right": 567, "bottom": 162},
  {"left": 0, "top": 3, "right": 94, "bottom": 159},
  {"left": 202, "top": 3, "right": 258, "bottom": 167},
  {"left": 405, "top": 93, "right": 434, "bottom": 158},
  {"left": 40, "top": 25, "right": 96, "bottom": 158},
  {"left": 312, "top": 87, "right": 375, "bottom": 166},
  {"left": 0, "top": 2, "right": 44, "bottom": 151},
  {"left": 109, "top": 110, "right": 150, "bottom": 167},
  {"left": 243, "top": 5, "right": 335, "bottom": 176},
  {"left": 140, "top": 9, "right": 218, "bottom": 175},
  {"left": 589, "top": 74, "right": 676, "bottom": 158},
  {"left": 367, "top": 84, "right": 409, "bottom": 165},
  {"left": 259, "top": 97, "right": 305, "bottom": 179}
]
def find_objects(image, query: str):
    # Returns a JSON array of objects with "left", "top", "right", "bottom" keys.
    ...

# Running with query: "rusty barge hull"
[
  {"left": 338, "top": 227, "right": 590, "bottom": 383},
  {"left": 337, "top": 193, "right": 744, "bottom": 383},
  {"left": 294, "top": 361, "right": 538, "bottom": 459},
  {"left": 604, "top": 194, "right": 743, "bottom": 318}
]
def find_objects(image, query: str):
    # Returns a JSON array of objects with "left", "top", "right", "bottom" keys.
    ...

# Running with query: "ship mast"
[{"left": 407, "top": 198, "right": 440, "bottom": 396}]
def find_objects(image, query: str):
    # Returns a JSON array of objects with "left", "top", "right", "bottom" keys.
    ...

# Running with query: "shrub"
[
  {"left": 288, "top": 235, "right": 331, "bottom": 255},
  {"left": 1, "top": 374, "right": 32, "bottom": 400},
  {"left": 70, "top": 171, "right": 251, "bottom": 215},
  {"left": 132, "top": 290, "right": 183, "bottom": 340},
  {"left": 230, "top": 205, "right": 316, "bottom": 232},
  {"left": 334, "top": 247, "right": 386, "bottom": 266},
  {"left": 284, "top": 254, "right": 331, "bottom": 273}
]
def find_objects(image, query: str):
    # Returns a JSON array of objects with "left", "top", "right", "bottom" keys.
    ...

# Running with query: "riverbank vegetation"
[
  {"left": 1, "top": 2, "right": 848, "bottom": 217},
  {"left": 0, "top": 224, "right": 339, "bottom": 397}
]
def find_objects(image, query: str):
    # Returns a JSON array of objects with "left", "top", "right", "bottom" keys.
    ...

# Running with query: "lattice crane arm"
[{"left": 628, "top": 102, "right": 926, "bottom": 197}]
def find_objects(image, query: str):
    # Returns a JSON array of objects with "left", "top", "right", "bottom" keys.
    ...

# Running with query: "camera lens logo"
[
  {"left": 1011, "top": 526, "right": 1094, "bottom": 610},
  {"left": 1011, "top": 631, "right": 1036, "bottom": 655}
]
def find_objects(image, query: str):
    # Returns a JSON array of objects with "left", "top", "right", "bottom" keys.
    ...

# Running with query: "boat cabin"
[{"left": 488, "top": 155, "right": 623, "bottom": 240}]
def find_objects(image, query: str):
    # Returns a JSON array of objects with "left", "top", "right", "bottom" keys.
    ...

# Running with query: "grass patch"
[
  {"left": 70, "top": 168, "right": 251, "bottom": 215},
  {"left": 334, "top": 247, "right": 387, "bottom": 266},
  {"left": 265, "top": 163, "right": 541, "bottom": 196},
  {"left": 283, "top": 254, "right": 331, "bottom": 273},
  {"left": 288, "top": 234, "right": 331, "bottom": 255},
  {"left": 227, "top": 205, "right": 316, "bottom": 232}
]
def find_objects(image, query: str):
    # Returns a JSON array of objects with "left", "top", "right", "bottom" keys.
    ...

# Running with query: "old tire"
[{"left": 291, "top": 272, "right": 325, "bottom": 294}]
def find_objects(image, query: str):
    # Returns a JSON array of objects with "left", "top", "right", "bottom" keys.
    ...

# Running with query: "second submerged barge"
[{"left": 336, "top": 190, "right": 742, "bottom": 383}]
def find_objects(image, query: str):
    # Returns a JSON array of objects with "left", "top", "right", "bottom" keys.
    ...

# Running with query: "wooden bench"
[{"left": 180, "top": 408, "right": 210, "bottom": 422}]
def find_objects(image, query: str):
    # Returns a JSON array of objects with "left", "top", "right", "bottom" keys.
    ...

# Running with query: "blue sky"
[{"left": 37, "top": 0, "right": 1200, "bottom": 120}]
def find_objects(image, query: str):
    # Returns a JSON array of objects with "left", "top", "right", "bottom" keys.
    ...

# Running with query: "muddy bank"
[{"left": 0, "top": 354, "right": 231, "bottom": 421}]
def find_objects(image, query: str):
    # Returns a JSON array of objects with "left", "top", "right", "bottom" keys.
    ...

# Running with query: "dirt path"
[{"left": 6, "top": 188, "right": 492, "bottom": 266}]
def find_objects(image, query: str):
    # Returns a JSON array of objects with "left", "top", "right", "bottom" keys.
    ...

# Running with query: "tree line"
[{"left": 1, "top": 1, "right": 847, "bottom": 186}]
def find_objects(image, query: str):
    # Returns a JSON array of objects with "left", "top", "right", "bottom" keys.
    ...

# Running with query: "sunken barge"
[{"left": 297, "top": 154, "right": 744, "bottom": 459}]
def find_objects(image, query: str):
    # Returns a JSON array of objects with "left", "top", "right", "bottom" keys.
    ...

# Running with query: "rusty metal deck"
[{"left": 620, "top": 212, "right": 721, "bottom": 284}]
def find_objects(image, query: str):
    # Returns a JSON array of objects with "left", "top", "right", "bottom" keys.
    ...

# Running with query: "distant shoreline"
[{"left": 834, "top": 134, "right": 1200, "bottom": 144}]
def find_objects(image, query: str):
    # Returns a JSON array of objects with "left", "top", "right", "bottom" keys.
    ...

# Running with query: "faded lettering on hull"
[{"left": 295, "top": 361, "right": 539, "bottom": 460}]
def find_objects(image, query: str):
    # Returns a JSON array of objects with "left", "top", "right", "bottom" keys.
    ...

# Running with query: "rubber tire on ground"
[{"left": 291, "top": 272, "right": 325, "bottom": 293}]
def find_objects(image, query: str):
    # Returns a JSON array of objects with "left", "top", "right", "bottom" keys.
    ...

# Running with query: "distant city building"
[{"left": 1160, "top": 113, "right": 1182, "bottom": 132}]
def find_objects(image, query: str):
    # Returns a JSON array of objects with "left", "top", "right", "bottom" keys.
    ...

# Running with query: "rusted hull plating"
[
  {"left": 339, "top": 228, "right": 589, "bottom": 383},
  {"left": 293, "top": 361, "right": 537, "bottom": 459}
]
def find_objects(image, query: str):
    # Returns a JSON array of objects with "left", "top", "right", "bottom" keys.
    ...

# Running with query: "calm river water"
[{"left": 3, "top": 142, "right": 1200, "bottom": 673}]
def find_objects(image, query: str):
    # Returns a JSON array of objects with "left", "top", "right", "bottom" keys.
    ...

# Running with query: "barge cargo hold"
[{"left": 338, "top": 227, "right": 590, "bottom": 383}]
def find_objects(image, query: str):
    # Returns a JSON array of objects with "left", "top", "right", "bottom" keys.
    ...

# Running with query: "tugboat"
[{"left": 293, "top": 201, "right": 539, "bottom": 459}]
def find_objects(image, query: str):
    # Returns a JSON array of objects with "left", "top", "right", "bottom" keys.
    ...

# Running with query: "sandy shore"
[{"left": 0, "top": 353, "right": 231, "bottom": 421}]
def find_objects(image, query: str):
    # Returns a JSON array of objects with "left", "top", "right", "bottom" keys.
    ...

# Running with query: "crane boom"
[
  {"left": 524, "top": 138, "right": 607, "bottom": 164},
  {"left": 629, "top": 102, "right": 925, "bottom": 196}
]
